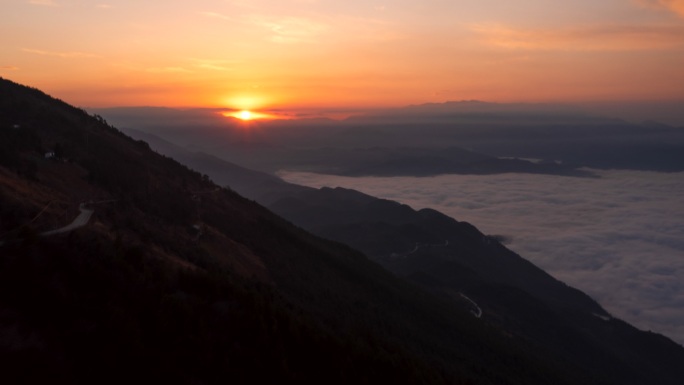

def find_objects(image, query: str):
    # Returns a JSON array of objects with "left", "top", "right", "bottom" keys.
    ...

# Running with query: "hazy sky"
[{"left": 2, "top": 0, "right": 684, "bottom": 110}]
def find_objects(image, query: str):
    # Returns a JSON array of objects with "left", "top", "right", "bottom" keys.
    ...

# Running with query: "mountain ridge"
[
  {"left": 111, "top": 83, "right": 684, "bottom": 382},
  {"left": 95, "top": 101, "right": 684, "bottom": 173},
  {"left": 2, "top": 77, "right": 684, "bottom": 384}
]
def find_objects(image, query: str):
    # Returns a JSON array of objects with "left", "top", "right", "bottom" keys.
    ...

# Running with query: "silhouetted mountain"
[
  {"left": 346, "top": 100, "right": 602, "bottom": 125},
  {"left": 2, "top": 77, "right": 684, "bottom": 385},
  {"left": 119, "top": 127, "right": 311, "bottom": 204},
  {"left": 266, "top": 185, "right": 684, "bottom": 385}
]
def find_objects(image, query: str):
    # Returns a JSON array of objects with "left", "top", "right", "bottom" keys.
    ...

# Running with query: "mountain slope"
[
  {"left": 2, "top": 77, "right": 684, "bottom": 384},
  {"left": 118, "top": 127, "right": 311, "bottom": 205},
  {"left": 266, "top": 186, "right": 684, "bottom": 384},
  {"left": 0, "top": 80, "right": 571, "bottom": 385},
  {"left": 119, "top": 117, "right": 684, "bottom": 384}
]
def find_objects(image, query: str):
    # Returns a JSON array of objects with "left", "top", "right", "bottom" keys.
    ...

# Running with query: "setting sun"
[
  {"left": 222, "top": 109, "right": 280, "bottom": 121},
  {"left": 239, "top": 110, "right": 252, "bottom": 120}
]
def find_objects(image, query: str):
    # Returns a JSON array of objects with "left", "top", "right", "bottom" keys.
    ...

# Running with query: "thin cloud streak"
[
  {"left": 471, "top": 23, "right": 684, "bottom": 51},
  {"left": 636, "top": 0, "right": 684, "bottom": 18},
  {"left": 246, "top": 15, "right": 330, "bottom": 44},
  {"left": 22, "top": 48, "right": 100, "bottom": 58},
  {"left": 201, "top": 10, "right": 330, "bottom": 44},
  {"left": 199, "top": 11, "right": 234, "bottom": 21},
  {"left": 145, "top": 67, "right": 193, "bottom": 74},
  {"left": 28, "top": 0, "right": 58, "bottom": 6},
  {"left": 279, "top": 169, "right": 684, "bottom": 345},
  {"left": 188, "top": 58, "right": 237, "bottom": 72}
]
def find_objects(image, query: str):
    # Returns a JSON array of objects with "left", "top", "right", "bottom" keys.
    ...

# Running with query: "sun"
[
  {"left": 220, "top": 109, "right": 278, "bottom": 121},
  {"left": 238, "top": 110, "right": 252, "bottom": 120}
]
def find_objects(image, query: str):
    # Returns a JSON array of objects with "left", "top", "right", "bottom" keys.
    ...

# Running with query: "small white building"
[{"left": 45, "top": 151, "right": 56, "bottom": 159}]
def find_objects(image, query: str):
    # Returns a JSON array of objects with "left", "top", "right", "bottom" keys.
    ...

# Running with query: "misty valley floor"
[{"left": 279, "top": 168, "right": 684, "bottom": 345}]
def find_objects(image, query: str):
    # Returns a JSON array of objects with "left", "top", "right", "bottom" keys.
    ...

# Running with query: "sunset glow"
[
  {"left": 221, "top": 110, "right": 276, "bottom": 121},
  {"left": 2, "top": 1, "right": 684, "bottom": 111},
  {"left": 239, "top": 110, "right": 252, "bottom": 121}
]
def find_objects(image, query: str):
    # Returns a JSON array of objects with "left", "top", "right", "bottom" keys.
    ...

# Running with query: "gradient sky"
[{"left": 2, "top": 0, "right": 684, "bottom": 110}]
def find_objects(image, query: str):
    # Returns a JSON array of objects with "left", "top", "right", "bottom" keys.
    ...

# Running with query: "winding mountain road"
[
  {"left": 1, "top": 201, "right": 105, "bottom": 247},
  {"left": 40, "top": 203, "right": 94, "bottom": 236},
  {"left": 393, "top": 240, "right": 450, "bottom": 258},
  {"left": 460, "top": 293, "right": 483, "bottom": 319}
]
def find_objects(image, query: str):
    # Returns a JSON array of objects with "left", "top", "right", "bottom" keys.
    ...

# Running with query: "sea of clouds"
[{"left": 278, "top": 169, "right": 684, "bottom": 345}]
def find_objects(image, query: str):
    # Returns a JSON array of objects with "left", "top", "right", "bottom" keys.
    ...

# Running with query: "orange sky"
[{"left": 2, "top": 0, "right": 684, "bottom": 111}]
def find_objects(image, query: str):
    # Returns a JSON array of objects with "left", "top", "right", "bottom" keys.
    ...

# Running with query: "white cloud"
[{"left": 278, "top": 169, "right": 684, "bottom": 344}]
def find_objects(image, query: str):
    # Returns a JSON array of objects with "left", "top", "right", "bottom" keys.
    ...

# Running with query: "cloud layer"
[{"left": 279, "top": 169, "right": 684, "bottom": 345}]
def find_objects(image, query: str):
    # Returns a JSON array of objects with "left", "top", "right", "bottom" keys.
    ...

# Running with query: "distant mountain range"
[
  {"left": 3, "top": 77, "right": 684, "bottom": 384},
  {"left": 95, "top": 101, "right": 684, "bottom": 174}
]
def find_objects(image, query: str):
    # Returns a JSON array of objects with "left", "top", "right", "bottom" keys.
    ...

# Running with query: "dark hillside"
[
  {"left": 117, "top": 127, "right": 312, "bottom": 205},
  {"left": 0, "top": 79, "right": 567, "bottom": 385},
  {"left": 268, "top": 186, "right": 684, "bottom": 385},
  {"left": 2, "top": 77, "right": 684, "bottom": 385}
]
